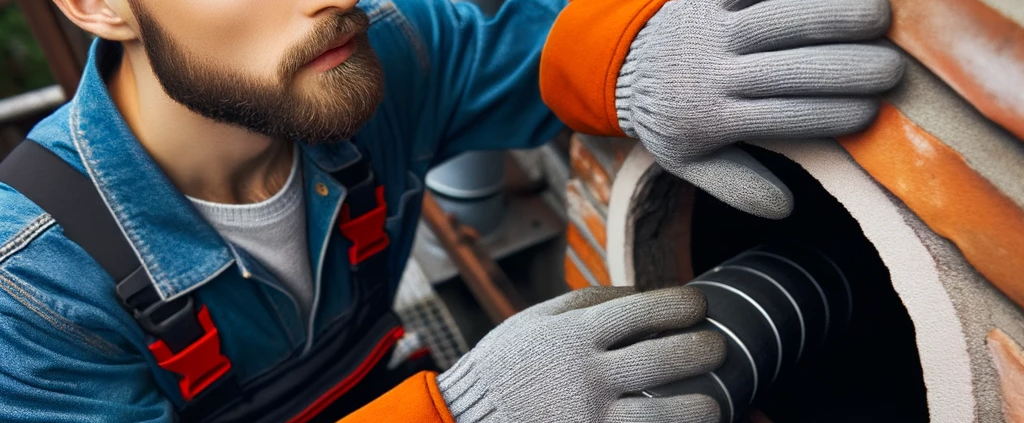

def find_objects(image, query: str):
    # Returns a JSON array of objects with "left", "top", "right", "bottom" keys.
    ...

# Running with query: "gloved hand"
[
  {"left": 615, "top": 0, "right": 905, "bottom": 219},
  {"left": 436, "top": 286, "right": 726, "bottom": 423}
]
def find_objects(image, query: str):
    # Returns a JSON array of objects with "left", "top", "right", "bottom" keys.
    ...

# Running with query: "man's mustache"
[{"left": 279, "top": 8, "right": 371, "bottom": 79}]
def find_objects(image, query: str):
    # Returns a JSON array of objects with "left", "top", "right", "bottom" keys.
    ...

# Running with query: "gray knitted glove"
[
  {"left": 437, "top": 286, "right": 726, "bottom": 423},
  {"left": 616, "top": 0, "right": 905, "bottom": 219}
]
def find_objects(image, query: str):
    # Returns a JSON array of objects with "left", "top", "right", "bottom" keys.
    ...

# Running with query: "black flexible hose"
[{"left": 643, "top": 244, "right": 852, "bottom": 422}]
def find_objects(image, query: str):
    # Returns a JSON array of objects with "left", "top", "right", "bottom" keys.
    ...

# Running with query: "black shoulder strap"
[
  {"left": 0, "top": 139, "right": 140, "bottom": 280},
  {"left": 0, "top": 140, "right": 238, "bottom": 407},
  {"left": 0, "top": 139, "right": 204, "bottom": 348}
]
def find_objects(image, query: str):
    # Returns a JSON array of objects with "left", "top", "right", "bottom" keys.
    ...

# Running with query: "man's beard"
[{"left": 130, "top": 5, "right": 385, "bottom": 145}]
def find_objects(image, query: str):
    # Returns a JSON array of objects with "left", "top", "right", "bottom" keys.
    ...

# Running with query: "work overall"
[{"left": 0, "top": 139, "right": 434, "bottom": 422}]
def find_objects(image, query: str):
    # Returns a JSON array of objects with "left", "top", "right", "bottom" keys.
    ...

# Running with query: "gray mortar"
[
  {"left": 884, "top": 44, "right": 1024, "bottom": 209},
  {"left": 896, "top": 199, "right": 1024, "bottom": 423}
]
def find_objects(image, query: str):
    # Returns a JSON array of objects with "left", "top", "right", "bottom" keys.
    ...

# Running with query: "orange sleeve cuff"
[
  {"left": 539, "top": 0, "right": 670, "bottom": 137},
  {"left": 338, "top": 371, "right": 455, "bottom": 423}
]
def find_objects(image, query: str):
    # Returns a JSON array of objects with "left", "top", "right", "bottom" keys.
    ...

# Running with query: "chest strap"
[
  {"left": 0, "top": 141, "right": 397, "bottom": 419},
  {"left": 0, "top": 140, "right": 234, "bottom": 403},
  {"left": 0, "top": 140, "right": 398, "bottom": 420},
  {"left": 332, "top": 149, "right": 390, "bottom": 267}
]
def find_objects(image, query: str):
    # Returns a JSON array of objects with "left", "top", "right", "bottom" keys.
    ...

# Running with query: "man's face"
[{"left": 126, "top": 0, "right": 384, "bottom": 145}]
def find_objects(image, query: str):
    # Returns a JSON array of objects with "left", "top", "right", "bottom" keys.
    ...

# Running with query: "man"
[{"left": 0, "top": 0, "right": 901, "bottom": 421}]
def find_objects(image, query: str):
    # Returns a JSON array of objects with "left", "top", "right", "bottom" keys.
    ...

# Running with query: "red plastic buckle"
[
  {"left": 148, "top": 306, "right": 232, "bottom": 401},
  {"left": 339, "top": 186, "right": 390, "bottom": 265}
]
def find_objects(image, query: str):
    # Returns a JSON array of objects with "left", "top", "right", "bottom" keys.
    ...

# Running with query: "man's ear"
[{"left": 52, "top": 0, "right": 139, "bottom": 41}]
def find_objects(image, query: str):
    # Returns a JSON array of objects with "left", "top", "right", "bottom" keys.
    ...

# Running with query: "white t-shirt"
[{"left": 188, "top": 150, "right": 314, "bottom": 317}]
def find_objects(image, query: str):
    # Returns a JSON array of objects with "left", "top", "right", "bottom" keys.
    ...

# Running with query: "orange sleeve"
[
  {"left": 338, "top": 371, "right": 455, "bottom": 423},
  {"left": 539, "top": 0, "right": 671, "bottom": 137}
]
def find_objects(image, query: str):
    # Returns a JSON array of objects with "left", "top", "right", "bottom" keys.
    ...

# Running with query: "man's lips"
[{"left": 305, "top": 33, "right": 358, "bottom": 73}]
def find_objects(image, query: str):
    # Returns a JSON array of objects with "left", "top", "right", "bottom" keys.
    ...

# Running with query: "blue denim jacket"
[{"left": 0, "top": 0, "right": 565, "bottom": 420}]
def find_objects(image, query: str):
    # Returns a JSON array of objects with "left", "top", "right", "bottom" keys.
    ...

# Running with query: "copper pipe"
[{"left": 421, "top": 192, "right": 526, "bottom": 324}]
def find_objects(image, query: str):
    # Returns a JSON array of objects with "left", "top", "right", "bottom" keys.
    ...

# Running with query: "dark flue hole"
[{"left": 690, "top": 144, "right": 929, "bottom": 422}]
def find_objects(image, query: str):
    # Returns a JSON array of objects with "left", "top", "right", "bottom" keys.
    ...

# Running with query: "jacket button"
[{"left": 315, "top": 183, "right": 329, "bottom": 196}]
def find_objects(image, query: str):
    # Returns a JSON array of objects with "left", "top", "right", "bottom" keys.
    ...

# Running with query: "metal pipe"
[
  {"left": 421, "top": 192, "right": 526, "bottom": 324},
  {"left": 426, "top": 151, "right": 508, "bottom": 235},
  {"left": 0, "top": 85, "right": 65, "bottom": 125}
]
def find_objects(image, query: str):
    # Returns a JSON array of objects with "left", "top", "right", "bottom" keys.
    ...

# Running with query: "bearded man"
[{"left": 0, "top": 0, "right": 902, "bottom": 421}]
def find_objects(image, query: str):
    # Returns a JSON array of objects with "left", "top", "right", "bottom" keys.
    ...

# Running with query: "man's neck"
[{"left": 108, "top": 44, "right": 294, "bottom": 205}]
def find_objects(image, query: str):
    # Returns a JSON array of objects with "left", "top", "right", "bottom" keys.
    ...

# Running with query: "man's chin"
[
  {"left": 277, "top": 54, "right": 384, "bottom": 144},
  {"left": 295, "top": 131, "right": 356, "bottom": 146}
]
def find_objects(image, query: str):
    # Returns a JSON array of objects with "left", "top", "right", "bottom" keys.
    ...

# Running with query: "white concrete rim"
[
  {"left": 607, "top": 143, "right": 658, "bottom": 287},
  {"left": 751, "top": 139, "right": 976, "bottom": 423}
]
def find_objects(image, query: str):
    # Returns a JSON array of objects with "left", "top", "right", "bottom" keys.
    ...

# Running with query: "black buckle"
[
  {"left": 136, "top": 296, "right": 204, "bottom": 353},
  {"left": 115, "top": 267, "right": 160, "bottom": 310},
  {"left": 116, "top": 267, "right": 204, "bottom": 353}
]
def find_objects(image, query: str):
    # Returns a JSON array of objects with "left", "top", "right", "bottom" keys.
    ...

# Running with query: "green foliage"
[{"left": 1, "top": 3, "right": 56, "bottom": 98}]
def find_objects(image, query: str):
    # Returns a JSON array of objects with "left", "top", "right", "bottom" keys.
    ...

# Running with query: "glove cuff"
[
  {"left": 615, "top": 26, "right": 648, "bottom": 140},
  {"left": 436, "top": 357, "right": 501, "bottom": 423},
  {"left": 615, "top": 0, "right": 681, "bottom": 140},
  {"left": 615, "top": 51, "right": 640, "bottom": 139}
]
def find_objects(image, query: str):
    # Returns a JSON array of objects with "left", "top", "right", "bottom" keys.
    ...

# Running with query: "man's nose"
[{"left": 297, "top": 0, "right": 360, "bottom": 18}]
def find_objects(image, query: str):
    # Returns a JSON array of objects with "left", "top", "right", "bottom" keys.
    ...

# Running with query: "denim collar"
[{"left": 65, "top": 39, "right": 361, "bottom": 301}]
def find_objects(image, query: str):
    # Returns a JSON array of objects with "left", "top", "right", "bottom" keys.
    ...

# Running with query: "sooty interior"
[{"left": 689, "top": 145, "right": 929, "bottom": 422}]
